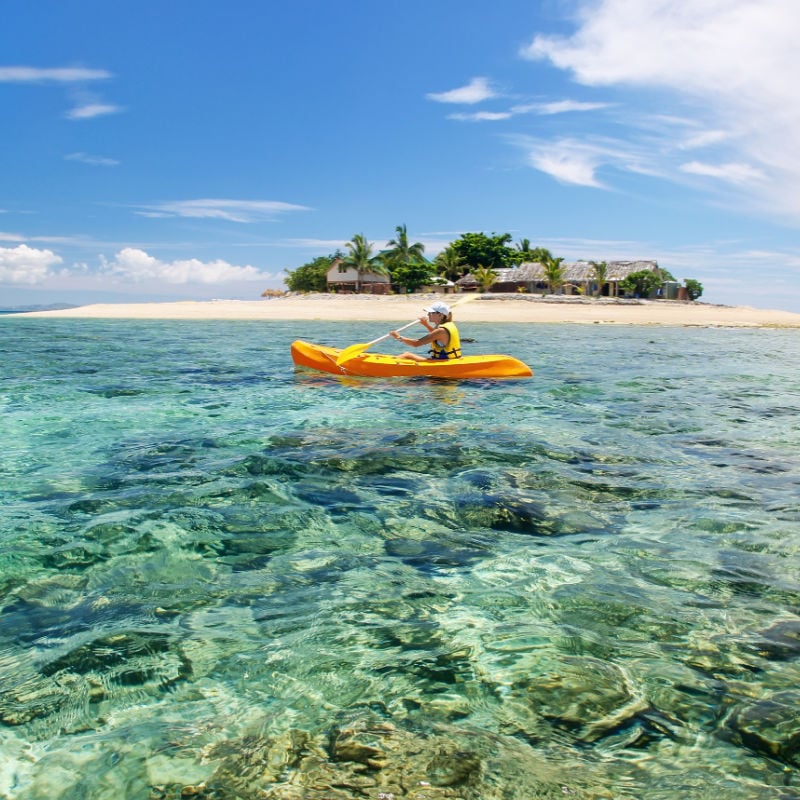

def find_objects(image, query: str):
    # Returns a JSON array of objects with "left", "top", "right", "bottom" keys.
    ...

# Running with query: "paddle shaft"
[
  {"left": 335, "top": 292, "right": 481, "bottom": 366},
  {"left": 360, "top": 319, "right": 418, "bottom": 350}
]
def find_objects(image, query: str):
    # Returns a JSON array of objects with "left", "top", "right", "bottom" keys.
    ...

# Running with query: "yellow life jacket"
[{"left": 429, "top": 321, "right": 462, "bottom": 360}]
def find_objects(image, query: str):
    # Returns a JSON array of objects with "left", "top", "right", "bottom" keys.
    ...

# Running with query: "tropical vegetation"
[
  {"left": 281, "top": 226, "right": 703, "bottom": 301},
  {"left": 541, "top": 253, "right": 566, "bottom": 294},
  {"left": 684, "top": 279, "right": 704, "bottom": 300},
  {"left": 434, "top": 245, "right": 465, "bottom": 282},
  {"left": 473, "top": 265, "right": 498, "bottom": 292},
  {"left": 450, "top": 232, "right": 515, "bottom": 271},
  {"left": 589, "top": 261, "right": 608, "bottom": 298},
  {"left": 283, "top": 252, "right": 342, "bottom": 293},
  {"left": 619, "top": 269, "right": 664, "bottom": 299},
  {"left": 340, "top": 233, "right": 388, "bottom": 293},
  {"left": 383, "top": 225, "right": 435, "bottom": 293}
]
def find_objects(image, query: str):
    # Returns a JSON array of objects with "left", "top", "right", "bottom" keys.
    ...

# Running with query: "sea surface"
[{"left": 1, "top": 317, "right": 800, "bottom": 800}]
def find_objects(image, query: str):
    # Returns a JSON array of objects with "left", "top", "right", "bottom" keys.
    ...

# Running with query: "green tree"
[
  {"left": 511, "top": 238, "right": 530, "bottom": 265},
  {"left": 392, "top": 260, "right": 436, "bottom": 293},
  {"left": 341, "top": 233, "right": 387, "bottom": 292},
  {"left": 658, "top": 266, "right": 676, "bottom": 282},
  {"left": 511, "top": 244, "right": 553, "bottom": 266},
  {"left": 589, "top": 260, "right": 608, "bottom": 298},
  {"left": 474, "top": 264, "right": 498, "bottom": 292},
  {"left": 385, "top": 224, "right": 425, "bottom": 269},
  {"left": 542, "top": 253, "right": 565, "bottom": 294},
  {"left": 434, "top": 245, "right": 466, "bottom": 281},
  {"left": 619, "top": 269, "right": 662, "bottom": 298},
  {"left": 684, "top": 279, "right": 703, "bottom": 300},
  {"left": 284, "top": 252, "right": 342, "bottom": 292},
  {"left": 451, "top": 232, "right": 515, "bottom": 271}
]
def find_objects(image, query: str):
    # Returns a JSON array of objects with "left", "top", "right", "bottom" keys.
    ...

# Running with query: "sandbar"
[{"left": 10, "top": 293, "right": 800, "bottom": 327}]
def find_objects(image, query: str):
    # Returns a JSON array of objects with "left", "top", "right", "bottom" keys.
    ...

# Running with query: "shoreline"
[{"left": 8, "top": 293, "right": 800, "bottom": 328}]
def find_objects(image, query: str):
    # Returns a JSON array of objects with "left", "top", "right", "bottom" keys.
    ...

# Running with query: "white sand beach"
[{"left": 12, "top": 293, "right": 800, "bottom": 327}]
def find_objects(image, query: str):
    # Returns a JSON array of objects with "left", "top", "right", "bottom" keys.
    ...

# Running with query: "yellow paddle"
[
  {"left": 335, "top": 319, "right": 419, "bottom": 366},
  {"left": 335, "top": 293, "right": 480, "bottom": 367}
]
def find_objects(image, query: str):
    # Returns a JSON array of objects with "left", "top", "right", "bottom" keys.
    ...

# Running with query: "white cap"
[{"left": 424, "top": 301, "right": 450, "bottom": 316}]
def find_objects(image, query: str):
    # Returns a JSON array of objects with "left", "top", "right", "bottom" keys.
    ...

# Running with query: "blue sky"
[{"left": 3, "top": 0, "right": 800, "bottom": 310}]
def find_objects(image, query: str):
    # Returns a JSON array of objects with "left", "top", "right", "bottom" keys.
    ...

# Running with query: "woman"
[{"left": 390, "top": 301, "right": 462, "bottom": 361}]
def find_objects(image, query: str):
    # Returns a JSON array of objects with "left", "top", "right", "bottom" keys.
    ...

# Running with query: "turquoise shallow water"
[{"left": 1, "top": 318, "right": 800, "bottom": 799}]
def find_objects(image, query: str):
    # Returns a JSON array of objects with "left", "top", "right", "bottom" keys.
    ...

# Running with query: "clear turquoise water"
[{"left": 2, "top": 318, "right": 800, "bottom": 799}]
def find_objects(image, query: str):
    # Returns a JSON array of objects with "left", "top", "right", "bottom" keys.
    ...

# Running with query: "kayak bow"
[{"left": 291, "top": 340, "right": 532, "bottom": 379}]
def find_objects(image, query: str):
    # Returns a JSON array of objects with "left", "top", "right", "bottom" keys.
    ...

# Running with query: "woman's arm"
[{"left": 391, "top": 326, "right": 449, "bottom": 349}]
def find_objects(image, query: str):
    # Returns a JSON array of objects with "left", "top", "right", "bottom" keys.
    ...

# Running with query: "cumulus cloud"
[
  {"left": 0, "top": 244, "right": 63, "bottom": 284},
  {"left": 427, "top": 77, "right": 498, "bottom": 105},
  {"left": 521, "top": 0, "right": 794, "bottom": 100},
  {"left": 135, "top": 198, "right": 311, "bottom": 223},
  {"left": 520, "top": 0, "right": 800, "bottom": 218},
  {"left": 99, "top": 248, "right": 269, "bottom": 284}
]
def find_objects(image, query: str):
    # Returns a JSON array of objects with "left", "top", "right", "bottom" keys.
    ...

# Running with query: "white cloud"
[
  {"left": 100, "top": 248, "right": 270, "bottom": 284},
  {"left": 66, "top": 102, "right": 123, "bottom": 120},
  {"left": 445, "top": 99, "right": 608, "bottom": 123},
  {"left": 520, "top": 0, "right": 800, "bottom": 219},
  {"left": 427, "top": 77, "right": 498, "bottom": 105},
  {"left": 448, "top": 111, "right": 513, "bottom": 122},
  {"left": 511, "top": 100, "right": 610, "bottom": 115},
  {"left": 0, "top": 244, "right": 63, "bottom": 284},
  {"left": 2, "top": 64, "right": 122, "bottom": 124},
  {"left": 523, "top": 139, "right": 605, "bottom": 187},
  {"left": 678, "top": 130, "right": 730, "bottom": 150},
  {"left": 680, "top": 160, "right": 766, "bottom": 185},
  {"left": 136, "top": 199, "right": 311, "bottom": 223},
  {"left": 510, "top": 135, "right": 652, "bottom": 188},
  {"left": 0, "top": 66, "right": 111, "bottom": 83},
  {"left": 521, "top": 0, "right": 794, "bottom": 99},
  {"left": 65, "top": 152, "right": 120, "bottom": 166}
]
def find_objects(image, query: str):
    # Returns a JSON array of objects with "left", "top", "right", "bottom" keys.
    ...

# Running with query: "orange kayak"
[{"left": 291, "top": 340, "right": 532, "bottom": 379}]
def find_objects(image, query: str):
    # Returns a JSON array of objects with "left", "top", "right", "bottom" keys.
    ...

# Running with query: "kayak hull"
[{"left": 291, "top": 340, "right": 532, "bottom": 379}]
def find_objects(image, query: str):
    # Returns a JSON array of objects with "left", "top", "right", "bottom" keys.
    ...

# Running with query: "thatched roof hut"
[{"left": 459, "top": 260, "right": 660, "bottom": 296}]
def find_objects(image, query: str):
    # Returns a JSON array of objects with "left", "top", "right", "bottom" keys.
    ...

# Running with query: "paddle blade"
[
  {"left": 335, "top": 342, "right": 370, "bottom": 366},
  {"left": 335, "top": 319, "right": 418, "bottom": 366}
]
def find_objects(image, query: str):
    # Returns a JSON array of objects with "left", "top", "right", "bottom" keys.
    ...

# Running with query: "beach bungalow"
[
  {"left": 577, "top": 260, "right": 661, "bottom": 297},
  {"left": 459, "top": 259, "right": 661, "bottom": 297},
  {"left": 325, "top": 258, "right": 392, "bottom": 294},
  {"left": 454, "top": 273, "right": 480, "bottom": 292}
]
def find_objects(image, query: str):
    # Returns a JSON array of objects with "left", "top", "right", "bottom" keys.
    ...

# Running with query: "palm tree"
[
  {"left": 434, "top": 245, "right": 466, "bottom": 282},
  {"left": 542, "top": 253, "right": 565, "bottom": 294},
  {"left": 516, "top": 238, "right": 531, "bottom": 253},
  {"left": 341, "top": 233, "right": 387, "bottom": 293},
  {"left": 474, "top": 264, "right": 497, "bottom": 292},
  {"left": 529, "top": 246, "right": 553, "bottom": 263},
  {"left": 590, "top": 260, "right": 608, "bottom": 298},
  {"left": 385, "top": 224, "right": 425, "bottom": 269}
]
